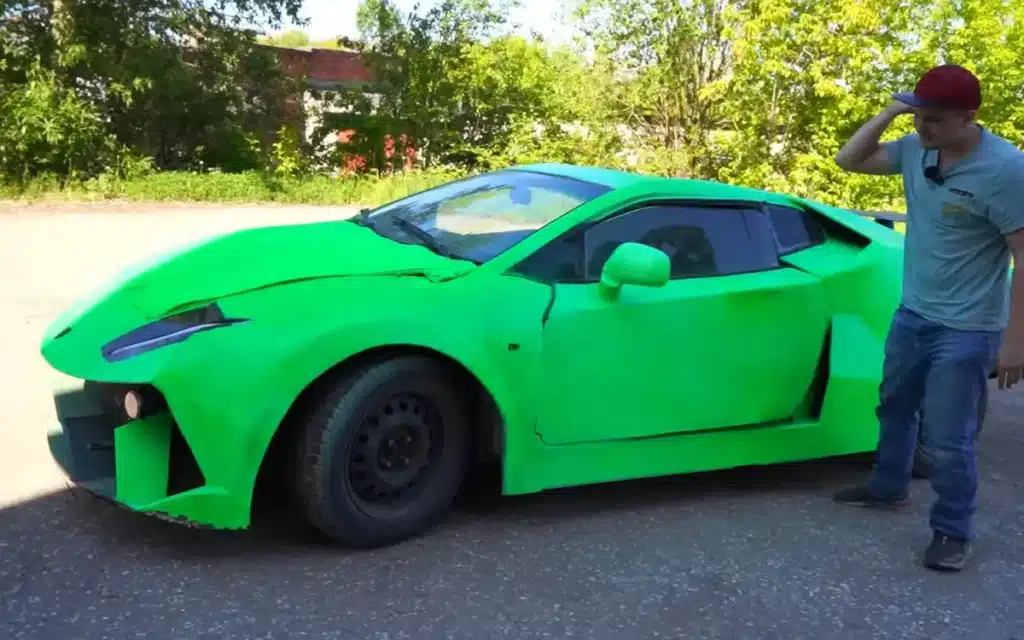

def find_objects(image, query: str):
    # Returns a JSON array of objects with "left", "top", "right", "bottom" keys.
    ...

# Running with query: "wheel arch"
[{"left": 253, "top": 343, "right": 507, "bottom": 509}]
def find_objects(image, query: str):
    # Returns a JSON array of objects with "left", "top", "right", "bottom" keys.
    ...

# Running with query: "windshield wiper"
[
  {"left": 352, "top": 210, "right": 461, "bottom": 260},
  {"left": 351, "top": 209, "right": 390, "bottom": 238},
  {"left": 351, "top": 208, "right": 374, "bottom": 227},
  {"left": 385, "top": 216, "right": 459, "bottom": 259}
]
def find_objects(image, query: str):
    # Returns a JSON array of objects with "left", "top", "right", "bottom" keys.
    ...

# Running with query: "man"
[{"left": 831, "top": 64, "right": 1024, "bottom": 572}]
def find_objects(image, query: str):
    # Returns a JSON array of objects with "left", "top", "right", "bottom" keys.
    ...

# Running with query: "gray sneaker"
[{"left": 923, "top": 532, "right": 972, "bottom": 571}]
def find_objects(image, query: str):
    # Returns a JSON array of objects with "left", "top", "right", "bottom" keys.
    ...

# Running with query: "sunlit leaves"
[{"left": 0, "top": 0, "right": 304, "bottom": 178}]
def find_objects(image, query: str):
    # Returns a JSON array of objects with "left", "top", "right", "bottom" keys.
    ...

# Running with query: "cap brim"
[
  {"left": 891, "top": 92, "right": 973, "bottom": 110},
  {"left": 892, "top": 92, "right": 927, "bottom": 107}
]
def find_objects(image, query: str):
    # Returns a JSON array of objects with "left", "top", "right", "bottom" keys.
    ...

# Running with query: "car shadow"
[
  {"left": 0, "top": 453, "right": 875, "bottom": 565},
  {"left": 452, "top": 454, "right": 873, "bottom": 521}
]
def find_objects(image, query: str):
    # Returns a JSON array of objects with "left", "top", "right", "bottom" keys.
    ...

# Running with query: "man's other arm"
[{"left": 989, "top": 158, "right": 1024, "bottom": 389}]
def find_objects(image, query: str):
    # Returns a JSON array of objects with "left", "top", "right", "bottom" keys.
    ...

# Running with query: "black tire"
[{"left": 294, "top": 356, "right": 470, "bottom": 548}]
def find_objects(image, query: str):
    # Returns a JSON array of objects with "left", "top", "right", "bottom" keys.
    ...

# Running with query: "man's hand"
[
  {"left": 997, "top": 229, "right": 1024, "bottom": 390},
  {"left": 995, "top": 338, "right": 1024, "bottom": 390},
  {"left": 885, "top": 99, "right": 914, "bottom": 116}
]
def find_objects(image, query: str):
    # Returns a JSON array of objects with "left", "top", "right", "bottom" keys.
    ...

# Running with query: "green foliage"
[
  {"left": 342, "top": 0, "right": 523, "bottom": 168},
  {"left": 711, "top": 0, "right": 932, "bottom": 208},
  {"left": 1, "top": 0, "right": 304, "bottom": 181},
  {"left": 4, "top": 0, "right": 1024, "bottom": 213},
  {"left": 0, "top": 166, "right": 469, "bottom": 206},
  {"left": 0, "top": 58, "right": 121, "bottom": 183},
  {"left": 258, "top": 28, "right": 353, "bottom": 49},
  {"left": 574, "top": 0, "right": 737, "bottom": 177},
  {"left": 269, "top": 124, "right": 313, "bottom": 178},
  {"left": 258, "top": 28, "right": 311, "bottom": 48}
]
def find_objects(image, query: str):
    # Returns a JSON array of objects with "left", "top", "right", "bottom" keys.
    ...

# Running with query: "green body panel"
[
  {"left": 508, "top": 312, "right": 886, "bottom": 493},
  {"left": 40, "top": 163, "right": 906, "bottom": 530},
  {"left": 537, "top": 268, "right": 828, "bottom": 444},
  {"left": 42, "top": 220, "right": 474, "bottom": 369},
  {"left": 114, "top": 414, "right": 172, "bottom": 506}
]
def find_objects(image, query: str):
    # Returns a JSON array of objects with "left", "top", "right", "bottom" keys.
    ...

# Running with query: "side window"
[
  {"left": 511, "top": 232, "right": 584, "bottom": 282},
  {"left": 765, "top": 203, "right": 825, "bottom": 255},
  {"left": 583, "top": 204, "right": 780, "bottom": 280}
]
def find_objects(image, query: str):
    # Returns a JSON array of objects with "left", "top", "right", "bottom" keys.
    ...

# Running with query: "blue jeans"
[{"left": 867, "top": 305, "right": 1002, "bottom": 541}]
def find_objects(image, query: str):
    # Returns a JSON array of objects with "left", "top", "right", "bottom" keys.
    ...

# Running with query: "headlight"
[{"left": 101, "top": 302, "right": 247, "bottom": 362}]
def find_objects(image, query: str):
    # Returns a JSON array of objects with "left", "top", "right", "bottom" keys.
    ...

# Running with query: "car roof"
[
  {"left": 507, "top": 163, "right": 655, "bottom": 189},
  {"left": 507, "top": 163, "right": 785, "bottom": 202}
]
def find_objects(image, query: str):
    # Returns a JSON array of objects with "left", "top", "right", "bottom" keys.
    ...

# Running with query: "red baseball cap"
[{"left": 892, "top": 64, "right": 982, "bottom": 111}]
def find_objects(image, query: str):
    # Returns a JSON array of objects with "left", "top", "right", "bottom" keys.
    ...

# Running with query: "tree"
[
  {"left": 259, "top": 28, "right": 311, "bottom": 47},
  {"left": 715, "top": 0, "right": 1023, "bottom": 210},
  {"left": 0, "top": 0, "right": 306, "bottom": 179},
  {"left": 573, "top": 0, "right": 741, "bottom": 177}
]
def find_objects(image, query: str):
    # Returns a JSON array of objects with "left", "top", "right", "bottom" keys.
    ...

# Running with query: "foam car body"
[{"left": 42, "top": 163, "right": 915, "bottom": 547}]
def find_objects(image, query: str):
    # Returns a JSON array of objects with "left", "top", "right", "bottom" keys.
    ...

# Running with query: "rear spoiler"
[{"left": 851, "top": 210, "right": 907, "bottom": 229}]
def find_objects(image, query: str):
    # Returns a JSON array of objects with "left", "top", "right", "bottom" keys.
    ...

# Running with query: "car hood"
[{"left": 42, "top": 219, "right": 474, "bottom": 341}]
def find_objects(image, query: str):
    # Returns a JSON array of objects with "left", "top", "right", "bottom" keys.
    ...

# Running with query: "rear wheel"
[{"left": 294, "top": 356, "right": 470, "bottom": 548}]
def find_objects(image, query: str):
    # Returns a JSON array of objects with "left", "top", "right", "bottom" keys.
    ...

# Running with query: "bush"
[{"left": 0, "top": 60, "right": 127, "bottom": 185}]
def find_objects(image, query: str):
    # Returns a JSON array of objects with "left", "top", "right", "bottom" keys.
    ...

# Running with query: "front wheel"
[{"left": 294, "top": 356, "right": 470, "bottom": 548}]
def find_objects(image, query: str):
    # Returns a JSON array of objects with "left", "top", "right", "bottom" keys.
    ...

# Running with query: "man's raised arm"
[{"left": 835, "top": 102, "right": 913, "bottom": 175}]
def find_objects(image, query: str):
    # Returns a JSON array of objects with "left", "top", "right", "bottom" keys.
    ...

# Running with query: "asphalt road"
[{"left": 2, "top": 202, "right": 1023, "bottom": 640}]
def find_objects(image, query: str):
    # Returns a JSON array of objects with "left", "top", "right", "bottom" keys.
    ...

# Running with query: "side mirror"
[{"left": 599, "top": 242, "right": 670, "bottom": 296}]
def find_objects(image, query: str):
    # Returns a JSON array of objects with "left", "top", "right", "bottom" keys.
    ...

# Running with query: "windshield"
[{"left": 361, "top": 170, "right": 612, "bottom": 263}]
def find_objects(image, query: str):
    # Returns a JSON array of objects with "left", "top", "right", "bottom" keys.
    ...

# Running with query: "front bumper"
[{"left": 48, "top": 378, "right": 236, "bottom": 529}]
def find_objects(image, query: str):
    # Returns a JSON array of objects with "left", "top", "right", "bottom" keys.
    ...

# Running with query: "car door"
[{"left": 533, "top": 201, "right": 829, "bottom": 445}]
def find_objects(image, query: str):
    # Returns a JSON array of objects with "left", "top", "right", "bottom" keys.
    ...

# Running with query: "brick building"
[{"left": 258, "top": 45, "right": 416, "bottom": 173}]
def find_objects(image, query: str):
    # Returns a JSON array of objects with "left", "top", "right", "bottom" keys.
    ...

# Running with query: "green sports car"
[{"left": 43, "top": 162, "right": 914, "bottom": 548}]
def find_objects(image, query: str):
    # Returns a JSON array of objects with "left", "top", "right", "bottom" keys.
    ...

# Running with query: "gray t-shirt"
[{"left": 883, "top": 127, "right": 1024, "bottom": 331}]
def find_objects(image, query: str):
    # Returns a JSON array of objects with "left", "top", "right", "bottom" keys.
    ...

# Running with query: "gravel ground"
[{"left": 1, "top": 201, "right": 1023, "bottom": 640}]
